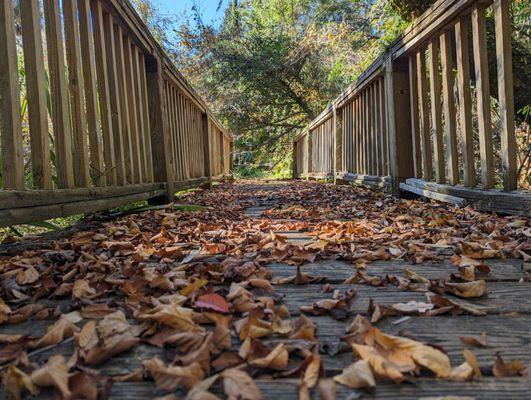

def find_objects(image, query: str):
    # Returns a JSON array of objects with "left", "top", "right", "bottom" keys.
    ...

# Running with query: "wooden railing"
[
  {"left": 294, "top": 0, "right": 530, "bottom": 215},
  {"left": 0, "top": 0, "right": 232, "bottom": 227}
]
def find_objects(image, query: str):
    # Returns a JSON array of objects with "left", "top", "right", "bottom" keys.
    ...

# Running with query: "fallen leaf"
[
  {"left": 144, "top": 357, "right": 204, "bottom": 391},
  {"left": 30, "top": 355, "right": 71, "bottom": 398},
  {"left": 221, "top": 368, "right": 263, "bottom": 400},
  {"left": 195, "top": 293, "right": 230, "bottom": 314},
  {"left": 333, "top": 360, "right": 375, "bottom": 389}
]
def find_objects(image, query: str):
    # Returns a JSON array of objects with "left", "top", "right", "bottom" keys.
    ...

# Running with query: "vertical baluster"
[
  {"left": 494, "top": 0, "right": 517, "bottom": 191},
  {"left": 374, "top": 81, "right": 381, "bottom": 176},
  {"left": 102, "top": 11, "right": 126, "bottom": 185},
  {"left": 440, "top": 31, "right": 459, "bottom": 185},
  {"left": 455, "top": 16, "right": 476, "bottom": 187},
  {"left": 428, "top": 38, "right": 445, "bottom": 183},
  {"left": 132, "top": 47, "right": 147, "bottom": 181},
  {"left": 20, "top": 0, "right": 52, "bottom": 189},
  {"left": 380, "top": 77, "right": 389, "bottom": 175},
  {"left": 417, "top": 49, "right": 433, "bottom": 181},
  {"left": 123, "top": 37, "right": 142, "bottom": 183},
  {"left": 78, "top": 0, "right": 105, "bottom": 186},
  {"left": 472, "top": 3, "right": 494, "bottom": 188},
  {"left": 44, "top": 0, "right": 74, "bottom": 188},
  {"left": 139, "top": 53, "right": 154, "bottom": 182},
  {"left": 63, "top": 0, "right": 89, "bottom": 187},
  {"left": 91, "top": 0, "right": 117, "bottom": 185},
  {"left": 408, "top": 55, "right": 421, "bottom": 178},
  {"left": 114, "top": 24, "right": 133, "bottom": 184}
]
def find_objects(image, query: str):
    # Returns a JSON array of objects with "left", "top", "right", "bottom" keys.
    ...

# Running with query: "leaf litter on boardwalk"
[{"left": 0, "top": 180, "right": 529, "bottom": 398}]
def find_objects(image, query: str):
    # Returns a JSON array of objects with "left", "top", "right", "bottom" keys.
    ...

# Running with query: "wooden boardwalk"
[{"left": 0, "top": 181, "right": 529, "bottom": 399}]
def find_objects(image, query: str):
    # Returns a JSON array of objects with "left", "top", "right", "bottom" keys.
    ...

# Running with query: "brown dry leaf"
[
  {"left": 450, "top": 362, "right": 474, "bottom": 381},
  {"left": 492, "top": 353, "right": 527, "bottom": 377},
  {"left": 75, "top": 320, "right": 99, "bottom": 350},
  {"left": 139, "top": 303, "right": 196, "bottom": 331},
  {"left": 370, "top": 329, "right": 452, "bottom": 378},
  {"left": 443, "top": 280, "right": 487, "bottom": 298},
  {"left": 463, "top": 348, "right": 482, "bottom": 378},
  {"left": 73, "top": 279, "right": 97, "bottom": 299},
  {"left": 83, "top": 332, "right": 140, "bottom": 366},
  {"left": 351, "top": 343, "right": 404, "bottom": 382},
  {"left": 35, "top": 312, "right": 82, "bottom": 348},
  {"left": 144, "top": 357, "right": 204, "bottom": 391},
  {"left": 2, "top": 366, "right": 39, "bottom": 400},
  {"left": 300, "top": 289, "right": 355, "bottom": 320},
  {"left": 234, "top": 309, "right": 273, "bottom": 340},
  {"left": 248, "top": 343, "right": 289, "bottom": 370},
  {"left": 459, "top": 333, "right": 488, "bottom": 348},
  {"left": 426, "top": 293, "right": 487, "bottom": 316},
  {"left": 317, "top": 379, "right": 336, "bottom": 400},
  {"left": 333, "top": 360, "right": 375, "bottom": 389},
  {"left": 30, "top": 355, "right": 71, "bottom": 398},
  {"left": 221, "top": 368, "right": 264, "bottom": 400},
  {"left": 15, "top": 267, "right": 40, "bottom": 285},
  {"left": 289, "top": 315, "right": 317, "bottom": 342},
  {"left": 298, "top": 381, "right": 310, "bottom": 400},
  {"left": 303, "top": 353, "right": 321, "bottom": 389}
]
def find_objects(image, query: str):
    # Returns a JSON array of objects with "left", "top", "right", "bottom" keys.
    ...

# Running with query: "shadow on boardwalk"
[{"left": 0, "top": 180, "right": 529, "bottom": 399}]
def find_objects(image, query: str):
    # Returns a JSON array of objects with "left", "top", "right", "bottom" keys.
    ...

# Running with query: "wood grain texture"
[
  {"left": 19, "top": 0, "right": 53, "bottom": 189},
  {"left": 472, "top": 3, "right": 494, "bottom": 189},
  {"left": 91, "top": 0, "right": 117, "bottom": 185},
  {"left": 494, "top": 0, "right": 517, "bottom": 191},
  {"left": 44, "top": 0, "right": 74, "bottom": 188},
  {"left": 78, "top": 0, "right": 105, "bottom": 187},
  {"left": 455, "top": 16, "right": 476, "bottom": 187},
  {"left": 63, "top": 0, "right": 90, "bottom": 187},
  {"left": 440, "top": 30, "right": 459, "bottom": 186}
]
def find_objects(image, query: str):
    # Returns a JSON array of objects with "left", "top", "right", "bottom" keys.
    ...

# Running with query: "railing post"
[
  {"left": 145, "top": 54, "right": 174, "bottom": 203},
  {"left": 385, "top": 56, "right": 414, "bottom": 194},
  {"left": 333, "top": 105, "right": 343, "bottom": 184},
  {"left": 202, "top": 114, "right": 212, "bottom": 188}
]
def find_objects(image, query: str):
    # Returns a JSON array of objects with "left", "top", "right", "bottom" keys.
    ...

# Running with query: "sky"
[{"left": 155, "top": 0, "right": 229, "bottom": 26}]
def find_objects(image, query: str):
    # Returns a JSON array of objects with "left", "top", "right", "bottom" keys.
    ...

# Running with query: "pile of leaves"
[{"left": 0, "top": 180, "right": 529, "bottom": 399}]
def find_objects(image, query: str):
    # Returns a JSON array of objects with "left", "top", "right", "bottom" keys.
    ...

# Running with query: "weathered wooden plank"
[
  {"left": 428, "top": 38, "right": 445, "bottom": 183},
  {"left": 0, "top": 188, "right": 166, "bottom": 228},
  {"left": 472, "top": 3, "right": 494, "bottom": 189},
  {"left": 44, "top": 0, "right": 75, "bottom": 189},
  {"left": 270, "top": 282, "right": 531, "bottom": 315},
  {"left": 440, "top": 30, "right": 459, "bottom": 186},
  {"left": 405, "top": 178, "right": 531, "bottom": 216},
  {"left": 19, "top": 0, "right": 53, "bottom": 189},
  {"left": 455, "top": 16, "right": 476, "bottom": 187},
  {"left": 108, "top": 378, "right": 531, "bottom": 400},
  {"left": 63, "top": 0, "right": 90, "bottom": 187},
  {"left": 78, "top": 0, "right": 105, "bottom": 187},
  {"left": 268, "top": 259, "right": 525, "bottom": 283},
  {"left": 91, "top": 0, "right": 117, "bottom": 185},
  {"left": 400, "top": 182, "right": 467, "bottom": 206},
  {"left": 494, "top": 0, "right": 517, "bottom": 191}
]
